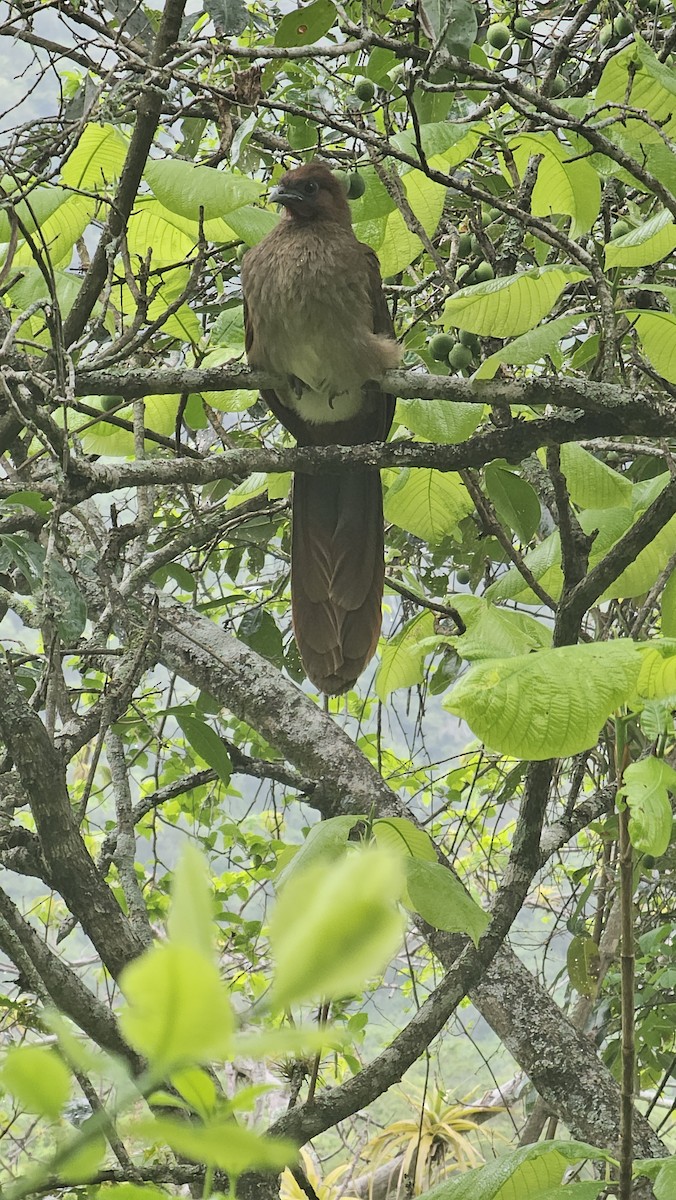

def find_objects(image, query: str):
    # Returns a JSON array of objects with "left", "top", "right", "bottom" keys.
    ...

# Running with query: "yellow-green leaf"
[
  {"left": 384, "top": 470, "right": 473, "bottom": 542},
  {"left": 443, "top": 267, "right": 587, "bottom": 338}
]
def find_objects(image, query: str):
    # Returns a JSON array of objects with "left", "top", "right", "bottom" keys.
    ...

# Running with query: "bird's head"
[{"left": 269, "top": 162, "right": 352, "bottom": 228}]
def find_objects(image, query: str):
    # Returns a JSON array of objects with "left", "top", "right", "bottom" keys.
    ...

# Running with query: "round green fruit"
[
  {"left": 346, "top": 172, "right": 365, "bottom": 199},
  {"left": 613, "top": 14, "right": 632, "bottom": 37},
  {"left": 483, "top": 205, "right": 501, "bottom": 225},
  {"left": 599, "top": 23, "right": 616, "bottom": 49},
  {"left": 429, "top": 332, "right": 456, "bottom": 361},
  {"left": 513, "top": 16, "right": 532, "bottom": 37},
  {"left": 474, "top": 261, "right": 495, "bottom": 282},
  {"left": 459, "top": 329, "right": 479, "bottom": 351},
  {"left": 354, "top": 76, "right": 376, "bottom": 103},
  {"left": 448, "top": 343, "right": 474, "bottom": 370},
  {"left": 551, "top": 74, "right": 566, "bottom": 97},
  {"left": 455, "top": 568, "right": 471, "bottom": 585},
  {"left": 457, "top": 231, "right": 472, "bottom": 257},
  {"left": 487, "top": 22, "right": 511, "bottom": 50},
  {"left": 611, "top": 219, "right": 630, "bottom": 239},
  {"left": 100, "top": 395, "right": 123, "bottom": 412}
]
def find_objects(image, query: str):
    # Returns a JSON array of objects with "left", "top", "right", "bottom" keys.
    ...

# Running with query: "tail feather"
[{"left": 291, "top": 470, "right": 384, "bottom": 694}]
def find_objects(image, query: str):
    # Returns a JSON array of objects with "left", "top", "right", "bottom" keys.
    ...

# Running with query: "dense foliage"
[{"left": 0, "top": 1, "right": 675, "bottom": 1199}]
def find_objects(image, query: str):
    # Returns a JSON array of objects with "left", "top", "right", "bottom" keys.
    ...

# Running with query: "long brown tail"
[{"left": 291, "top": 469, "right": 385, "bottom": 694}]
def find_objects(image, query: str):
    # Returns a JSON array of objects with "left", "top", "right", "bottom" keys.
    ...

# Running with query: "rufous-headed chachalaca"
[{"left": 241, "top": 161, "right": 400, "bottom": 695}]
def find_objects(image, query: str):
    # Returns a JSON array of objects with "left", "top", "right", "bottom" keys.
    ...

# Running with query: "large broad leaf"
[
  {"left": 393, "top": 122, "right": 483, "bottom": 170},
  {"left": 61, "top": 123, "right": 128, "bottom": 188},
  {"left": 166, "top": 845, "right": 216, "bottom": 961},
  {"left": 606, "top": 209, "right": 676, "bottom": 268},
  {"left": 444, "top": 641, "right": 643, "bottom": 760},
  {"left": 119, "top": 943, "right": 234, "bottom": 1070},
  {"left": 485, "top": 531, "right": 563, "bottom": 605},
  {"left": 506, "top": 132, "right": 601, "bottom": 237},
  {"left": 474, "top": 314, "right": 584, "bottom": 380},
  {"left": 484, "top": 464, "right": 541, "bottom": 543},
  {"left": 137, "top": 1116, "right": 295, "bottom": 1174},
  {"left": 144, "top": 159, "right": 260, "bottom": 222},
  {"left": 405, "top": 859, "right": 488, "bottom": 945},
  {"left": 596, "top": 36, "right": 676, "bottom": 145},
  {"left": 359, "top": 169, "right": 445, "bottom": 276},
  {"left": 384, "top": 469, "right": 473, "bottom": 542},
  {"left": 559, "top": 443, "right": 632, "bottom": 510},
  {"left": 417, "top": 1139, "right": 615, "bottom": 1199},
  {"left": 443, "top": 267, "right": 588, "bottom": 338},
  {"left": 449, "top": 596, "right": 551, "bottom": 662},
  {"left": 618, "top": 756, "right": 676, "bottom": 857},
  {"left": 14, "top": 194, "right": 93, "bottom": 270},
  {"left": 0, "top": 184, "right": 72, "bottom": 242},
  {"left": 630, "top": 310, "right": 676, "bottom": 383},
  {"left": 396, "top": 397, "right": 484, "bottom": 443},
  {"left": 276, "top": 815, "right": 361, "bottom": 887},
  {"left": 0, "top": 1046, "right": 71, "bottom": 1119},
  {"left": 270, "top": 847, "right": 405, "bottom": 1008},
  {"left": 419, "top": 0, "right": 478, "bottom": 57},
  {"left": 372, "top": 817, "right": 437, "bottom": 862},
  {"left": 274, "top": 0, "right": 337, "bottom": 47},
  {"left": 376, "top": 610, "right": 436, "bottom": 700}
]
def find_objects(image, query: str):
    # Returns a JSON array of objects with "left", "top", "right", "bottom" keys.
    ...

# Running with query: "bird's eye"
[{"left": 303, "top": 181, "right": 319, "bottom": 195}]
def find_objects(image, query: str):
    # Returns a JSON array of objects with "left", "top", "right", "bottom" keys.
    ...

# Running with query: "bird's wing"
[
  {"left": 243, "top": 286, "right": 313, "bottom": 443},
  {"left": 362, "top": 243, "right": 396, "bottom": 439}
]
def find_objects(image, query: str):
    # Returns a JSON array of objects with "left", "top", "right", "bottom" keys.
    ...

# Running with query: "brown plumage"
[{"left": 241, "top": 161, "right": 400, "bottom": 694}]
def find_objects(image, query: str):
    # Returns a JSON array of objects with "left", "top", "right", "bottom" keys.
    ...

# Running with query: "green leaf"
[
  {"left": 270, "top": 847, "right": 405, "bottom": 1007},
  {"left": 126, "top": 198, "right": 199, "bottom": 263},
  {"left": 450, "top": 596, "right": 551, "bottom": 662},
  {"left": 559, "top": 442, "right": 632, "bottom": 510},
  {"left": 0, "top": 184, "right": 71, "bottom": 242},
  {"left": 444, "top": 641, "right": 643, "bottom": 760},
  {"left": 567, "top": 934, "right": 600, "bottom": 999},
  {"left": 417, "top": 1140, "right": 615, "bottom": 1200},
  {"left": 167, "top": 845, "right": 215, "bottom": 960},
  {"left": 14, "top": 194, "right": 93, "bottom": 270},
  {"left": 119, "top": 942, "right": 234, "bottom": 1071},
  {"left": 617, "top": 756, "right": 676, "bottom": 857},
  {"left": 170, "top": 1067, "right": 218, "bottom": 1119},
  {"left": 376, "top": 610, "right": 436, "bottom": 700},
  {"left": 473, "top": 314, "right": 583, "bottom": 380},
  {"left": 661, "top": 567, "right": 676, "bottom": 637},
  {"left": 372, "top": 817, "right": 437, "bottom": 862},
  {"left": 357, "top": 170, "right": 445, "bottom": 276},
  {"left": 61, "top": 123, "right": 128, "bottom": 188},
  {"left": 384, "top": 470, "right": 473, "bottom": 542},
  {"left": 630, "top": 310, "right": 676, "bottom": 383},
  {"left": 57, "top": 1125, "right": 107, "bottom": 1184},
  {"left": 396, "top": 398, "right": 483, "bottom": 443},
  {"left": 232, "top": 1024, "right": 348, "bottom": 1060},
  {"left": 443, "top": 267, "right": 588, "bottom": 338},
  {"left": 405, "top": 859, "right": 488, "bottom": 945},
  {"left": 606, "top": 209, "right": 676, "bottom": 268},
  {"left": 393, "top": 122, "right": 482, "bottom": 169},
  {"left": 203, "top": 0, "right": 248, "bottom": 35},
  {"left": 596, "top": 36, "right": 676, "bottom": 145},
  {"left": 0, "top": 1045, "right": 71, "bottom": 1119},
  {"left": 174, "top": 711, "right": 232, "bottom": 785},
  {"left": 137, "top": 1115, "right": 296, "bottom": 1173},
  {"left": 419, "top": 0, "right": 478, "bottom": 57},
  {"left": 274, "top": 0, "right": 336, "bottom": 47},
  {"left": 484, "top": 464, "right": 541, "bottom": 543},
  {"left": 144, "top": 159, "right": 260, "bottom": 222},
  {"left": 237, "top": 609, "right": 284, "bottom": 669},
  {"left": 506, "top": 132, "right": 601, "bottom": 237},
  {"left": 277, "top": 815, "right": 360, "bottom": 887},
  {"left": 636, "top": 1157, "right": 676, "bottom": 1200}
]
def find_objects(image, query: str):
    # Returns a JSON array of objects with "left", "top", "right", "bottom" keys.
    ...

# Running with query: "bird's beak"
[{"left": 269, "top": 185, "right": 302, "bottom": 206}]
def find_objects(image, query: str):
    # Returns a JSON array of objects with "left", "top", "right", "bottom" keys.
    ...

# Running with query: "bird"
[{"left": 241, "top": 161, "right": 400, "bottom": 695}]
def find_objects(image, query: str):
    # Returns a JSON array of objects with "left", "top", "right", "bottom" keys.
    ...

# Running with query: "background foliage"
[{"left": 0, "top": 1, "right": 675, "bottom": 1198}]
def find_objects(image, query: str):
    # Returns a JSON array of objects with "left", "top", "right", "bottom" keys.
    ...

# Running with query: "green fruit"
[
  {"left": 483, "top": 205, "right": 501, "bottom": 226},
  {"left": 354, "top": 76, "right": 376, "bottom": 103},
  {"left": 474, "top": 261, "right": 495, "bottom": 282},
  {"left": 551, "top": 74, "right": 566, "bottom": 97},
  {"left": 346, "top": 172, "right": 365, "bottom": 199},
  {"left": 613, "top": 14, "right": 632, "bottom": 37},
  {"left": 459, "top": 329, "right": 479, "bottom": 351},
  {"left": 100, "top": 395, "right": 123, "bottom": 412},
  {"left": 469, "top": 234, "right": 480, "bottom": 255},
  {"left": 513, "top": 16, "right": 532, "bottom": 37},
  {"left": 487, "top": 22, "right": 511, "bottom": 49},
  {"left": 429, "top": 332, "right": 456, "bottom": 361},
  {"left": 611, "top": 219, "right": 631, "bottom": 239},
  {"left": 599, "top": 23, "right": 616, "bottom": 48},
  {"left": 448, "top": 343, "right": 474, "bottom": 370},
  {"left": 457, "top": 231, "right": 472, "bottom": 256},
  {"left": 455, "top": 568, "right": 471, "bottom": 585}
]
